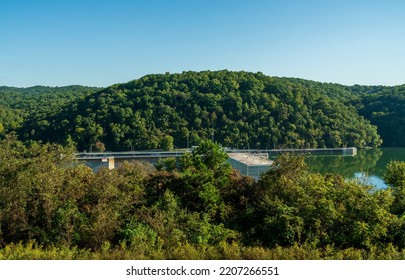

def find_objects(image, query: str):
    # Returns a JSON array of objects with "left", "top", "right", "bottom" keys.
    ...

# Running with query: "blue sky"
[{"left": 1, "top": 0, "right": 405, "bottom": 87}]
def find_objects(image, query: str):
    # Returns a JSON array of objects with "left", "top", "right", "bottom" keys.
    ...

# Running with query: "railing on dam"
[
  {"left": 74, "top": 150, "right": 189, "bottom": 160},
  {"left": 74, "top": 147, "right": 357, "bottom": 173},
  {"left": 74, "top": 147, "right": 357, "bottom": 160}
]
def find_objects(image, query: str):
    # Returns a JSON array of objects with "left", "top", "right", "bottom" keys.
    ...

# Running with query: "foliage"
[
  {"left": 357, "top": 85, "right": 405, "bottom": 147},
  {"left": 2, "top": 138, "right": 405, "bottom": 259},
  {"left": 0, "top": 85, "right": 97, "bottom": 135},
  {"left": 385, "top": 161, "right": 405, "bottom": 215},
  {"left": 3, "top": 72, "right": 405, "bottom": 149},
  {"left": 385, "top": 161, "right": 405, "bottom": 190},
  {"left": 14, "top": 71, "right": 382, "bottom": 150}
]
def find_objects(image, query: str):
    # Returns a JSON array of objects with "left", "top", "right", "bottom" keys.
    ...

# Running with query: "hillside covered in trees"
[
  {"left": 0, "top": 85, "right": 98, "bottom": 135},
  {"left": 1, "top": 71, "right": 405, "bottom": 149},
  {"left": 357, "top": 85, "right": 405, "bottom": 147},
  {"left": 14, "top": 71, "right": 385, "bottom": 151}
]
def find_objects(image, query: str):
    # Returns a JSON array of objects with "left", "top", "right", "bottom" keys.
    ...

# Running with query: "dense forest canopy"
[
  {"left": 0, "top": 85, "right": 98, "bottom": 110},
  {"left": 0, "top": 85, "right": 98, "bottom": 135},
  {"left": 356, "top": 85, "right": 405, "bottom": 147},
  {"left": 0, "top": 70, "right": 404, "bottom": 149},
  {"left": 9, "top": 71, "right": 385, "bottom": 151}
]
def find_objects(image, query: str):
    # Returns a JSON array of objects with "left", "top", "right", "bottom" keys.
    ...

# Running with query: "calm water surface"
[{"left": 304, "top": 148, "right": 405, "bottom": 189}]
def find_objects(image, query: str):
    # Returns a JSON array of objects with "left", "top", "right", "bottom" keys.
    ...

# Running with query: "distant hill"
[
  {"left": 275, "top": 79, "right": 405, "bottom": 147},
  {"left": 0, "top": 85, "right": 99, "bottom": 134},
  {"left": 15, "top": 70, "right": 385, "bottom": 151},
  {"left": 0, "top": 85, "right": 99, "bottom": 112},
  {"left": 356, "top": 85, "right": 405, "bottom": 147}
]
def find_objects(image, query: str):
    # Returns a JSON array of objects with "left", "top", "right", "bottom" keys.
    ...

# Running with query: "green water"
[{"left": 304, "top": 148, "right": 405, "bottom": 189}]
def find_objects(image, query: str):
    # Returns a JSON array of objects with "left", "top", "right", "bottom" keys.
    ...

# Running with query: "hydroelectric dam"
[{"left": 74, "top": 147, "right": 357, "bottom": 179}]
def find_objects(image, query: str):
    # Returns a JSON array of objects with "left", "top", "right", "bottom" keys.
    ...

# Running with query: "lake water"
[{"left": 304, "top": 148, "right": 405, "bottom": 189}]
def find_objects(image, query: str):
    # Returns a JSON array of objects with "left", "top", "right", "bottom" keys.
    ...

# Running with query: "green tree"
[
  {"left": 385, "top": 161, "right": 405, "bottom": 215},
  {"left": 160, "top": 135, "right": 174, "bottom": 151},
  {"left": 253, "top": 155, "right": 395, "bottom": 249},
  {"left": 163, "top": 140, "right": 232, "bottom": 219}
]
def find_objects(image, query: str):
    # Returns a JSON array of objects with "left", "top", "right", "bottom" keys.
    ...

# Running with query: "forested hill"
[
  {"left": 356, "top": 85, "right": 405, "bottom": 147},
  {"left": 0, "top": 85, "right": 98, "bottom": 133},
  {"left": 16, "top": 71, "right": 383, "bottom": 151}
]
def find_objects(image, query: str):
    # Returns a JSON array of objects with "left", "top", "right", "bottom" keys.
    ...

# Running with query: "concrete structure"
[
  {"left": 74, "top": 150, "right": 187, "bottom": 171},
  {"left": 75, "top": 147, "right": 356, "bottom": 178},
  {"left": 79, "top": 156, "right": 115, "bottom": 172},
  {"left": 266, "top": 147, "right": 357, "bottom": 157},
  {"left": 228, "top": 153, "right": 274, "bottom": 181}
]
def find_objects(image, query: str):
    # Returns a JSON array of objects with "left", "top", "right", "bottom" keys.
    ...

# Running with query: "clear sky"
[{"left": 1, "top": 0, "right": 405, "bottom": 87}]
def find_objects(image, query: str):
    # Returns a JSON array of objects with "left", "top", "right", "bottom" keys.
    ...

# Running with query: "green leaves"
[
  {"left": 10, "top": 71, "right": 383, "bottom": 151},
  {"left": 253, "top": 155, "right": 397, "bottom": 249},
  {"left": 385, "top": 161, "right": 405, "bottom": 190},
  {"left": 384, "top": 161, "right": 405, "bottom": 215},
  {"left": 358, "top": 86, "right": 405, "bottom": 147},
  {"left": 2, "top": 136, "right": 405, "bottom": 259}
]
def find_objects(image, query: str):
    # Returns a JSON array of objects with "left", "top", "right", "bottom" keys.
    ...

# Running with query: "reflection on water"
[
  {"left": 353, "top": 173, "right": 387, "bottom": 189},
  {"left": 305, "top": 148, "right": 405, "bottom": 189}
]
